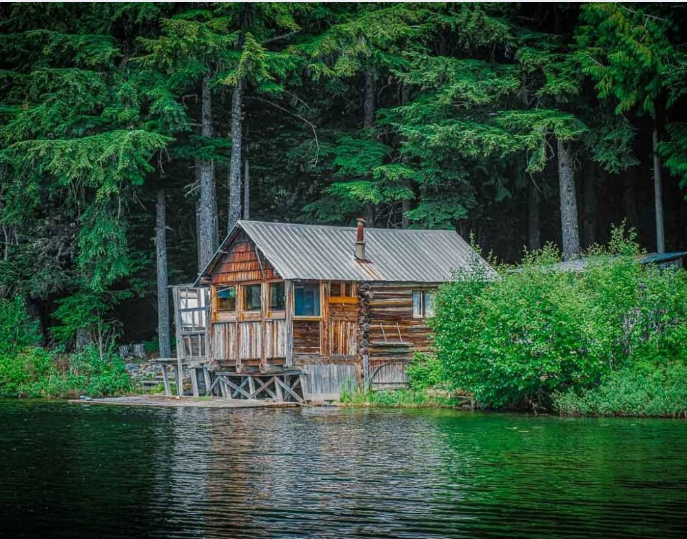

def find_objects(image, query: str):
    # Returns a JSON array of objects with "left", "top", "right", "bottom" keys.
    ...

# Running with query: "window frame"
[
  {"left": 216, "top": 285, "right": 237, "bottom": 313},
  {"left": 242, "top": 283, "right": 263, "bottom": 312},
  {"left": 268, "top": 281, "right": 286, "bottom": 314},
  {"left": 328, "top": 281, "right": 358, "bottom": 304},
  {"left": 412, "top": 290, "right": 434, "bottom": 319},
  {"left": 294, "top": 282, "right": 322, "bottom": 319}
]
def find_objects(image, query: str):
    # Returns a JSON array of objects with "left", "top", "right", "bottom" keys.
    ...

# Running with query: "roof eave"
[{"left": 192, "top": 220, "right": 246, "bottom": 287}]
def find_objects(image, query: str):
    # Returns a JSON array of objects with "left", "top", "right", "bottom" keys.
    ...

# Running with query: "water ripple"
[{"left": 1, "top": 402, "right": 686, "bottom": 538}]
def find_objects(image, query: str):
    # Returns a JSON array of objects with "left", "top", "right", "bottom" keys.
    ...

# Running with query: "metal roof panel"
[{"left": 196, "top": 220, "right": 494, "bottom": 284}]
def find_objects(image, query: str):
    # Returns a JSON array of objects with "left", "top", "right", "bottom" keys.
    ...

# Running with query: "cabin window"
[
  {"left": 330, "top": 281, "right": 354, "bottom": 297},
  {"left": 412, "top": 290, "right": 434, "bottom": 318},
  {"left": 269, "top": 282, "right": 285, "bottom": 311},
  {"left": 217, "top": 286, "right": 237, "bottom": 312},
  {"left": 243, "top": 284, "right": 262, "bottom": 311},
  {"left": 295, "top": 284, "right": 320, "bottom": 317}
]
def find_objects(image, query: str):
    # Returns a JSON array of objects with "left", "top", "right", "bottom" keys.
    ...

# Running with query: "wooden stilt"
[
  {"left": 161, "top": 365, "right": 172, "bottom": 397},
  {"left": 203, "top": 368, "right": 212, "bottom": 394},
  {"left": 191, "top": 368, "right": 199, "bottom": 397},
  {"left": 174, "top": 365, "right": 182, "bottom": 396},
  {"left": 274, "top": 376, "right": 283, "bottom": 402}
]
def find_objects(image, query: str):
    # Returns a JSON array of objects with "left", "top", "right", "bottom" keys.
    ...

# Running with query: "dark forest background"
[{"left": 1, "top": 2, "right": 686, "bottom": 348}]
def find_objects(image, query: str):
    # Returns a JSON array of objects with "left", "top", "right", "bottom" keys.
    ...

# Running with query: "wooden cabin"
[{"left": 181, "top": 219, "right": 492, "bottom": 402}]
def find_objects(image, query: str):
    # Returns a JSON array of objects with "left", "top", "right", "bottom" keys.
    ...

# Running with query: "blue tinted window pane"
[{"left": 295, "top": 284, "right": 320, "bottom": 316}]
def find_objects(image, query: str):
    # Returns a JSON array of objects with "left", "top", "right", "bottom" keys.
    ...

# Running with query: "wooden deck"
[{"left": 68, "top": 395, "right": 300, "bottom": 409}]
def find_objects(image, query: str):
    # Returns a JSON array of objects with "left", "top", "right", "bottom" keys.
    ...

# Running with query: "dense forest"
[{"left": 1, "top": 2, "right": 687, "bottom": 349}]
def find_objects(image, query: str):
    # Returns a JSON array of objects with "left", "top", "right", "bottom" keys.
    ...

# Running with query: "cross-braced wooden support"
[{"left": 207, "top": 372, "right": 305, "bottom": 403}]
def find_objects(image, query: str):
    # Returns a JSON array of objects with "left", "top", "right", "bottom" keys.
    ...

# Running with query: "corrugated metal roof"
[{"left": 196, "top": 220, "right": 494, "bottom": 284}]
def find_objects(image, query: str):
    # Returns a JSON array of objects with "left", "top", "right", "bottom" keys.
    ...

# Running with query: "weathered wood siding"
[
  {"left": 211, "top": 231, "right": 277, "bottom": 284},
  {"left": 300, "top": 362, "right": 359, "bottom": 401},
  {"left": 212, "top": 322, "right": 236, "bottom": 361},
  {"left": 238, "top": 321, "right": 262, "bottom": 360},
  {"left": 265, "top": 319, "right": 287, "bottom": 359},
  {"left": 365, "top": 282, "right": 438, "bottom": 388},
  {"left": 367, "top": 282, "right": 436, "bottom": 359},
  {"left": 293, "top": 320, "right": 320, "bottom": 356},
  {"left": 329, "top": 302, "right": 357, "bottom": 356}
]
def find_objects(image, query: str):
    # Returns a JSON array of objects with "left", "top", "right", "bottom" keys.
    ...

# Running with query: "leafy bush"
[
  {"left": 431, "top": 227, "right": 687, "bottom": 411},
  {"left": 0, "top": 343, "right": 134, "bottom": 398},
  {"left": 407, "top": 353, "right": 445, "bottom": 390},
  {"left": 553, "top": 362, "right": 687, "bottom": 418},
  {"left": 0, "top": 296, "right": 40, "bottom": 355},
  {"left": 0, "top": 297, "right": 134, "bottom": 398}
]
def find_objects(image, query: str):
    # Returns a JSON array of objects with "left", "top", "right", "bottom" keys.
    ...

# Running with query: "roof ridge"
[{"left": 240, "top": 220, "right": 459, "bottom": 234}]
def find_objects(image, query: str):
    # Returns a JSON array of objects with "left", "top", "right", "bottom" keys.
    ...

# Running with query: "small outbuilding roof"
[{"left": 195, "top": 220, "right": 493, "bottom": 285}]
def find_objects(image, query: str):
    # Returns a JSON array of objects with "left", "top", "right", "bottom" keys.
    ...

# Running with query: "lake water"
[{"left": 1, "top": 401, "right": 686, "bottom": 538}]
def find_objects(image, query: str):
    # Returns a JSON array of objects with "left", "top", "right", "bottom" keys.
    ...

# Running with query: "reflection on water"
[{"left": 1, "top": 401, "right": 686, "bottom": 538}]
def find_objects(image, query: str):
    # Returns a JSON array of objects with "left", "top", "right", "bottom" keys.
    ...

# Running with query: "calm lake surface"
[{"left": 1, "top": 401, "right": 686, "bottom": 538}]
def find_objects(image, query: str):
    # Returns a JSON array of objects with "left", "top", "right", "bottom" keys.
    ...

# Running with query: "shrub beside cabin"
[{"left": 170, "top": 220, "right": 492, "bottom": 402}]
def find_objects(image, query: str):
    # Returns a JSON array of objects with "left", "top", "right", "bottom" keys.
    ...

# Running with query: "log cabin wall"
[
  {"left": 208, "top": 232, "right": 286, "bottom": 371},
  {"left": 365, "top": 282, "right": 438, "bottom": 389}
]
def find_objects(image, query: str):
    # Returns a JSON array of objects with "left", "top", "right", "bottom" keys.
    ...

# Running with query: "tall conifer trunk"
[
  {"left": 583, "top": 161, "right": 597, "bottom": 248},
  {"left": 228, "top": 80, "right": 243, "bottom": 230},
  {"left": 557, "top": 139, "right": 580, "bottom": 259},
  {"left": 156, "top": 191, "right": 171, "bottom": 358},
  {"left": 197, "top": 74, "right": 217, "bottom": 270},
  {"left": 363, "top": 69, "right": 375, "bottom": 225},
  {"left": 652, "top": 116, "right": 665, "bottom": 254},
  {"left": 243, "top": 158, "right": 250, "bottom": 220},
  {"left": 363, "top": 69, "right": 375, "bottom": 129},
  {"left": 528, "top": 180, "right": 541, "bottom": 251}
]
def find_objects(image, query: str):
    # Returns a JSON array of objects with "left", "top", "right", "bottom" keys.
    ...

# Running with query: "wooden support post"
[
  {"left": 299, "top": 374, "right": 309, "bottom": 402},
  {"left": 248, "top": 376, "right": 256, "bottom": 399},
  {"left": 161, "top": 365, "right": 172, "bottom": 397},
  {"left": 191, "top": 368, "right": 200, "bottom": 397},
  {"left": 203, "top": 368, "right": 212, "bottom": 395},
  {"left": 274, "top": 375, "right": 283, "bottom": 402},
  {"left": 174, "top": 364, "right": 183, "bottom": 396}
]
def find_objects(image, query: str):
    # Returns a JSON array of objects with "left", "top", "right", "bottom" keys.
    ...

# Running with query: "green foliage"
[
  {"left": 0, "top": 344, "right": 134, "bottom": 399},
  {"left": 406, "top": 353, "right": 444, "bottom": 391},
  {"left": 0, "top": 297, "right": 40, "bottom": 356},
  {"left": 431, "top": 228, "right": 687, "bottom": 411},
  {"left": 553, "top": 361, "right": 687, "bottom": 418},
  {"left": 51, "top": 289, "right": 129, "bottom": 348},
  {"left": 339, "top": 383, "right": 459, "bottom": 409},
  {"left": 577, "top": 4, "right": 674, "bottom": 116},
  {"left": 1, "top": 2, "right": 687, "bottom": 362}
]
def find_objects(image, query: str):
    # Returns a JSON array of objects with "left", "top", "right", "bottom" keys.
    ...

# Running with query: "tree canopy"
[{"left": 1, "top": 2, "right": 686, "bottom": 347}]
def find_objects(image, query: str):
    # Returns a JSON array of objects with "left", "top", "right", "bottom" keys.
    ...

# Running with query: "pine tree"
[{"left": 577, "top": 3, "right": 677, "bottom": 253}]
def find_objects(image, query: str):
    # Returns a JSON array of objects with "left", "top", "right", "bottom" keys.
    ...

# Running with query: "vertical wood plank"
[
  {"left": 320, "top": 281, "right": 330, "bottom": 356},
  {"left": 172, "top": 286, "right": 183, "bottom": 360},
  {"left": 285, "top": 280, "right": 294, "bottom": 367},
  {"left": 261, "top": 282, "right": 267, "bottom": 370}
]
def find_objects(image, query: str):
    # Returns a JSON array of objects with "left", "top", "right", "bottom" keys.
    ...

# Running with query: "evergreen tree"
[{"left": 577, "top": 3, "right": 677, "bottom": 253}]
